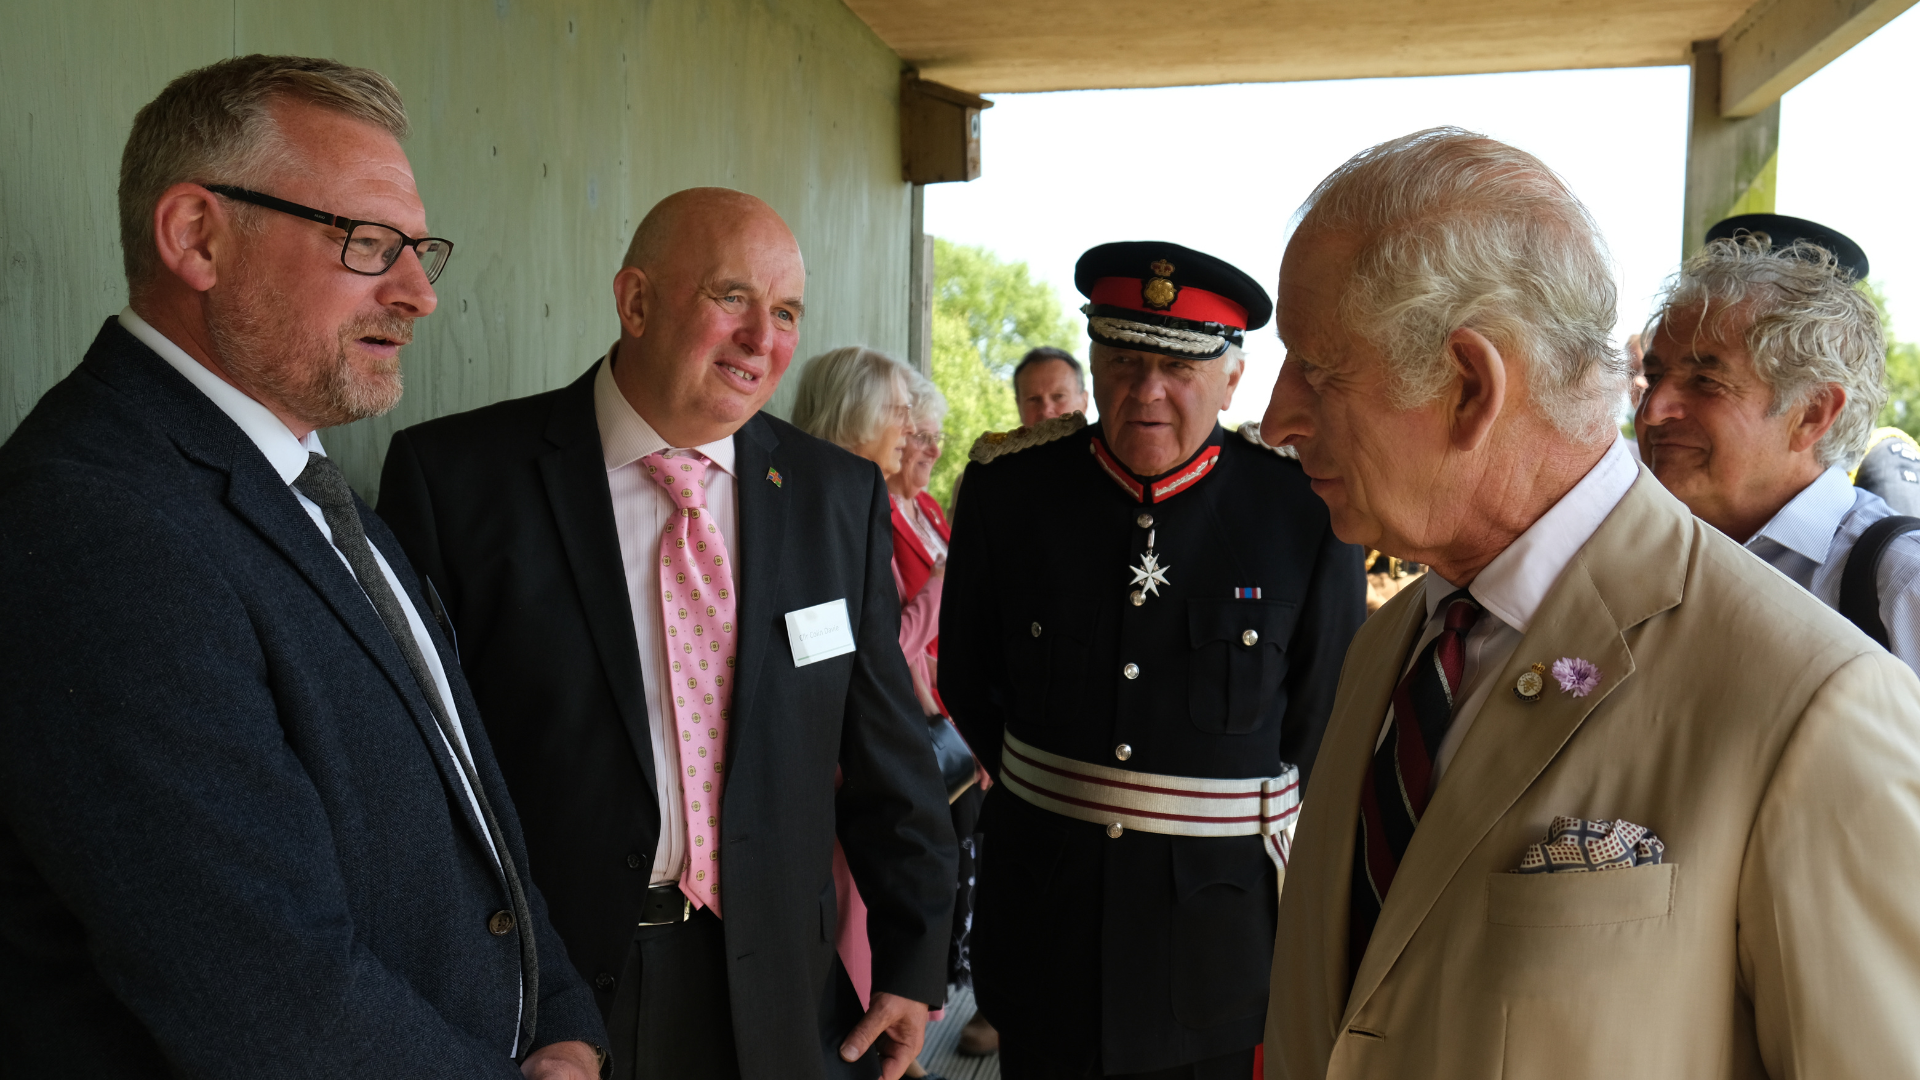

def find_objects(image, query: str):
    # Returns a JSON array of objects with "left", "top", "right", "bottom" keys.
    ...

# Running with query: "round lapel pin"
[{"left": 1513, "top": 662, "right": 1547, "bottom": 702}]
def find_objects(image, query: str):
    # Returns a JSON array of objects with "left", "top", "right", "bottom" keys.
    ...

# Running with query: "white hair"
[
  {"left": 1294, "top": 127, "right": 1627, "bottom": 441},
  {"left": 1647, "top": 237, "right": 1885, "bottom": 468},
  {"left": 790, "top": 346, "right": 915, "bottom": 451},
  {"left": 906, "top": 367, "right": 948, "bottom": 430}
]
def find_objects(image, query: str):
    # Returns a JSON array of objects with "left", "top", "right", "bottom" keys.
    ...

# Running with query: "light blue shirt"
[{"left": 1744, "top": 466, "right": 1920, "bottom": 677}]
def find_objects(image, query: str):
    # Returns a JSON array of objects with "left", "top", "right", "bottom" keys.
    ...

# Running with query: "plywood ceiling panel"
[{"left": 840, "top": 0, "right": 1757, "bottom": 93}]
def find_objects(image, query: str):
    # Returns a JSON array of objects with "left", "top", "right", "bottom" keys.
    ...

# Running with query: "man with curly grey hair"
[
  {"left": 1261, "top": 129, "right": 1920, "bottom": 1080},
  {"left": 1637, "top": 224, "right": 1920, "bottom": 674}
]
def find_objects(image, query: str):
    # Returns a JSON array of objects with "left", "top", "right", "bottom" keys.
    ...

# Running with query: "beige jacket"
[{"left": 1265, "top": 472, "right": 1920, "bottom": 1079}]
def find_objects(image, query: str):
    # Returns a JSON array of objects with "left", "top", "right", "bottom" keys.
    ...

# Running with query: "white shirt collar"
[
  {"left": 592, "top": 348, "right": 737, "bottom": 476},
  {"left": 118, "top": 307, "right": 323, "bottom": 485},
  {"left": 1746, "top": 466, "right": 1857, "bottom": 563},
  {"left": 1425, "top": 436, "right": 1640, "bottom": 633}
]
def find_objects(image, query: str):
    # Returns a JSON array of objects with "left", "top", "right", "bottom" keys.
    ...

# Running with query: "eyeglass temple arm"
[{"left": 205, "top": 185, "right": 353, "bottom": 231}]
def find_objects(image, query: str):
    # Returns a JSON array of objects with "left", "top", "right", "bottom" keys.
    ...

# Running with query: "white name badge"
[{"left": 785, "top": 598, "right": 856, "bottom": 667}]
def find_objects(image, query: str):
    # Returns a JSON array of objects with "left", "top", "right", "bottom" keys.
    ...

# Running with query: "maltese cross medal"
[{"left": 1130, "top": 550, "right": 1171, "bottom": 599}]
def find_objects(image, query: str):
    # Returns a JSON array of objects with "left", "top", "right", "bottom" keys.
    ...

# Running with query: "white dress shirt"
[
  {"left": 1743, "top": 466, "right": 1920, "bottom": 676},
  {"left": 593, "top": 351, "right": 741, "bottom": 887},
  {"left": 1382, "top": 437, "right": 1640, "bottom": 787},
  {"left": 119, "top": 307, "right": 519, "bottom": 1050}
]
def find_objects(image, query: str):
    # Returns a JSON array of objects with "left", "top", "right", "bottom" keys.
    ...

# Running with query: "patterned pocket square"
[{"left": 1514, "top": 815, "right": 1665, "bottom": 874}]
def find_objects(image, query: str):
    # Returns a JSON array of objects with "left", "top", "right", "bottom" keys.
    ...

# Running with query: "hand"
[
  {"left": 839, "top": 991, "right": 930, "bottom": 1080},
  {"left": 930, "top": 555, "right": 947, "bottom": 580},
  {"left": 521, "top": 1039, "right": 602, "bottom": 1080}
]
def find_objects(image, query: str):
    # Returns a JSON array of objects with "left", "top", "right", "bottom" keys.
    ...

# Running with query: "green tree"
[
  {"left": 927, "top": 238, "right": 1080, "bottom": 512},
  {"left": 1865, "top": 280, "right": 1920, "bottom": 439}
]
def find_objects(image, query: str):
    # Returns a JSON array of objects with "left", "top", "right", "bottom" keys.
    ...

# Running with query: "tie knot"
[
  {"left": 640, "top": 451, "right": 711, "bottom": 509},
  {"left": 293, "top": 452, "right": 355, "bottom": 515},
  {"left": 1442, "top": 589, "right": 1482, "bottom": 633}
]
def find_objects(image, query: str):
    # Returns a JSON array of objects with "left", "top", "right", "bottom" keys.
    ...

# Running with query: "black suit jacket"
[
  {"left": 376, "top": 363, "right": 956, "bottom": 1080},
  {"left": 941, "top": 421, "right": 1365, "bottom": 1073},
  {"left": 0, "top": 320, "right": 604, "bottom": 1077}
]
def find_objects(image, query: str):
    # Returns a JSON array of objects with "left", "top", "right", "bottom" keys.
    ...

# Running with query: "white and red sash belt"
[{"left": 1000, "top": 730, "right": 1301, "bottom": 870}]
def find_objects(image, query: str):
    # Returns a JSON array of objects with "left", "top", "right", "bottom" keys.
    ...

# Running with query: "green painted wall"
[{"left": 1, "top": 0, "right": 911, "bottom": 498}]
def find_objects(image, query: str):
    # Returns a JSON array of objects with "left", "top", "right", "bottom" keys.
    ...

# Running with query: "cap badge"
[{"left": 1143, "top": 258, "right": 1178, "bottom": 310}]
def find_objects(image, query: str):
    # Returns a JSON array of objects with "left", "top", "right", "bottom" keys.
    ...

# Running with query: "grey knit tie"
[{"left": 293, "top": 452, "right": 538, "bottom": 1052}]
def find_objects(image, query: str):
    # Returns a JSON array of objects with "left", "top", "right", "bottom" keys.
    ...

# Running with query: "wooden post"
[
  {"left": 908, "top": 184, "right": 934, "bottom": 377},
  {"left": 1682, "top": 38, "right": 1780, "bottom": 259}
]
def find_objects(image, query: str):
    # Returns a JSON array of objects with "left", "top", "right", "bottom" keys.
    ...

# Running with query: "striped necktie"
[{"left": 1349, "top": 588, "right": 1481, "bottom": 983}]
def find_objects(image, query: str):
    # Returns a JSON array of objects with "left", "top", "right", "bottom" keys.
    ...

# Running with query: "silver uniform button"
[
  {"left": 1031, "top": 622, "right": 1042, "bottom": 638},
  {"left": 1115, "top": 743, "right": 1132, "bottom": 761},
  {"left": 1106, "top": 822, "right": 1124, "bottom": 838},
  {"left": 1122, "top": 663, "right": 1140, "bottom": 680},
  {"left": 1130, "top": 589, "right": 1145, "bottom": 607},
  {"left": 1242, "top": 629, "right": 1260, "bottom": 647},
  {"left": 1135, "top": 512, "right": 1154, "bottom": 529}
]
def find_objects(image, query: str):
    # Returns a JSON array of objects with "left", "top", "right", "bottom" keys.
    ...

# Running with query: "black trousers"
[
  {"left": 998, "top": 1036, "right": 1256, "bottom": 1080},
  {"left": 605, "top": 906, "right": 880, "bottom": 1080}
]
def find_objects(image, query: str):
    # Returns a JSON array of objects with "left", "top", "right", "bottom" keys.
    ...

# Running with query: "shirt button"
[
  {"left": 626, "top": 852, "right": 644, "bottom": 870},
  {"left": 1115, "top": 743, "right": 1132, "bottom": 761},
  {"left": 1136, "top": 513, "right": 1154, "bottom": 529},
  {"left": 1031, "top": 622, "right": 1042, "bottom": 637},
  {"left": 1122, "top": 663, "right": 1140, "bottom": 680},
  {"left": 488, "top": 910, "right": 516, "bottom": 936},
  {"left": 1242, "top": 629, "right": 1260, "bottom": 647},
  {"left": 1106, "top": 822, "right": 1124, "bottom": 838},
  {"left": 594, "top": 972, "right": 617, "bottom": 993}
]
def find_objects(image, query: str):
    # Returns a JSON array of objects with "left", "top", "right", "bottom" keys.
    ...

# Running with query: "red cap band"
[{"left": 1089, "top": 277, "right": 1249, "bottom": 329}]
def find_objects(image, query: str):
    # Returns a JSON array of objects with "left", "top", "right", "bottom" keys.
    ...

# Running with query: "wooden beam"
[
  {"left": 1719, "top": 0, "right": 1916, "bottom": 117},
  {"left": 1685, "top": 39, "right": 1781, "bottom": 256}
]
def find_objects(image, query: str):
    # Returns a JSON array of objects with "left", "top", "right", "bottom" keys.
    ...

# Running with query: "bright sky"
[{"left": 926, "top": 4, "right": 1920, "bottom": 428}]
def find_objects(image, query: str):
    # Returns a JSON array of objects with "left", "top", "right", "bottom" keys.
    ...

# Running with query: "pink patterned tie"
[{"left": 642, "top": 451, "right": 738, "bottom": 916}]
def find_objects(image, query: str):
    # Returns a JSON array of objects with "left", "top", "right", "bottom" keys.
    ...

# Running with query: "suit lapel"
[
  {"left": 728, "top": 415, "right": 787, "bottom": 738},
  {"left": 1344, "top": 472, "right": 1690, "bottom": 1025},
  {"left": 536, "top": 370, "right": 661, "bottom": 805}
]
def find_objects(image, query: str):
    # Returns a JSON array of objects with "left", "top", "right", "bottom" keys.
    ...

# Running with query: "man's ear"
[
  {"left": 1448, "top": 325, "right": 1506, "bottom": 453},
  {"left": 1788, "top": 383, "right": 1848, "bottom": 454},
  {"left": 613, "top": 266, "right": 649, "bottom": 340},
  {"left": 152, "top": 183, "right": 227, "bottom": 294},
  {"left": 1217, "top": 354, "right": 1246, "bottom": 413}
]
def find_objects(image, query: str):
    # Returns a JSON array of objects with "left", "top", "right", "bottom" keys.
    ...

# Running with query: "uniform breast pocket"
[
  {"left": 1186, "top": 599, "right": 1299, "bottom": 734},
  {"left": 1002, "top": 611, "right": 1086, "bottom": 728}
]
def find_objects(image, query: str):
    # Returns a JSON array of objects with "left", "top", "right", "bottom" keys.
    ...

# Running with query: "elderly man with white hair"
[
  {"left": 1636, "top": 224, "right": 1920, "bottom": 674},
  {"left": 1259, "top": 127, "right": 1920, "bottom": 1080}
]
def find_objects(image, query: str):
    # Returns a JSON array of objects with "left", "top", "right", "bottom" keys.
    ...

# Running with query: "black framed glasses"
[{"left": 205, "top": 184, "right": 454, "bottom": 283}]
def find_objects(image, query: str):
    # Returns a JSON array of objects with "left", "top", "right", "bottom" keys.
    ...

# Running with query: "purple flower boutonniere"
[{"left": 1551, "top": 657, "right": 1601, "bottom": 697}]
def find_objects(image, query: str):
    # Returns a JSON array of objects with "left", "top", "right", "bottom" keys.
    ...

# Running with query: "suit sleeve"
[
  {"left": 1739, "top": 650, "right": 1920, "bottom": 1076},
  {"left": 1277, "top": 518, "right": 1367, "bottom": 783},
  {"left": 0, "top": 464, "right": 526, "bottom": 1079},
  {"left": 939, "top": 462, "right": 1008, "bottom": 776},
  {"left": 835, "top": 466, "right": 959, "bottom": 1006}
]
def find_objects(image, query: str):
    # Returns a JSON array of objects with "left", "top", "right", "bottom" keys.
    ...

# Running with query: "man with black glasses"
[{"left": 0, "top": 55, "right": 604, "bottom": 1078}]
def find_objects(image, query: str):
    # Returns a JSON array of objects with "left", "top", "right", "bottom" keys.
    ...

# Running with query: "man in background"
[
  {"left": 0, "top": 55, "right": 602, "bottom": 1077},
  {"left": 378, "top": 187, "right": 955, "bottom": 1080},
  {"left": 1013, "top": 346, "right": 1090, "bottom": 427},
  {"left": 1638, "top": 216, "right": 1920, "bottom": 673}
]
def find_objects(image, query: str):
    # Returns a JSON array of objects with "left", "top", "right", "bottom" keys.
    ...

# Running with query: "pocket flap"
[
  {"left": 1171, "top": 837, "right": 1271, "bottom": 900},
  {"left": 1186, "top": 598, "right": 1300, "bottom": 650},
  {"left": 1486, "top": 863, "right": 1675, "bottom": 927}
]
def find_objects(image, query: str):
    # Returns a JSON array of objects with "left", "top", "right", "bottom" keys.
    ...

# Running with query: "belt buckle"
[{"left": 637, "top": 888, "right": 693, "bottom": 927}]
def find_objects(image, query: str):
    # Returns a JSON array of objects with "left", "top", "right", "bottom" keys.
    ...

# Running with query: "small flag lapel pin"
[
  {"left": 1234, "top": 587, "right": 1262, "bottom": 599},
  {"left": 766, "top": 466, "right": 783, "bottom": 488}
]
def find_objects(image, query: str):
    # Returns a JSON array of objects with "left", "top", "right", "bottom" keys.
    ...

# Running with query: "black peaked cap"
[
  {"left": 1074, "top": 241, "right": 1273, "bottom": 332},
  {"left": 1707, "top": 213, "right": 1870, "bottom": 280}
]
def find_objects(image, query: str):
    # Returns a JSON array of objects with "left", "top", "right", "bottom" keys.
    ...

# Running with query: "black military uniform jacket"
[{"left": 941, "top": 419, "right": 1365, "bottom": 1073}]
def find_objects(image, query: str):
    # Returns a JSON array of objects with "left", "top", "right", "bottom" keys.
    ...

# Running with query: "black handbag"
[{"left": 927, "top": 715, "right": 978, "bottom": 804}]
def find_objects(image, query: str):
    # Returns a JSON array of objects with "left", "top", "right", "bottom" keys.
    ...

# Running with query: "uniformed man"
[
  {"left": 1639, "top": 214, "right": 1920, "bottom": 674},
  {"left": 939, "top": 242, "right": 1366, "bottom": 1079}
]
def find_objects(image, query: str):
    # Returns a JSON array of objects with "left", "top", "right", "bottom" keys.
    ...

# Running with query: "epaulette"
[
  {"left": 970, "top": 411, "right": 1088, "bottom": 464},
  {"left": 1237, "top": 420, "right": 1298, "bottom": 459}
]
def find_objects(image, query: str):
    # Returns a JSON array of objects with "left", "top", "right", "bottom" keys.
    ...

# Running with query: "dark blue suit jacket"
[{"left": 0, "top": 320, "right": 605, "bottom": 1076}]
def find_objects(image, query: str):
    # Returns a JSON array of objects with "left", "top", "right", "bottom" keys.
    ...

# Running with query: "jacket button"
[
  {"left": 1106, "top": 822, "right": 1124, "bottom": 838},
  {"left": 627, "top": 852, "right": 644, "bottom": 870},
  {"left": 1130, "top": 589, "right": 1145, "bottom": 607},
  {"left": 1114, "top": 743, "right": 1132, "bottom": 761},
  {"left": 1135, "top": 512, "right": 1154, "bottom": 529},
  {"left": 488, "top": 910, "right": 516, "bottom": 936},
  {"left": 1031, "top": 622, "right": 1042, "bottom": 637},
  {"left": 1242, "top": 629, "right": 1260, "bottom": 647},
  {"left": 595, "top": 972, "right": 617, "bottom": 992},
  {"left": 1122, "top": 663, "right": 1139, "bottom": 680}
]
